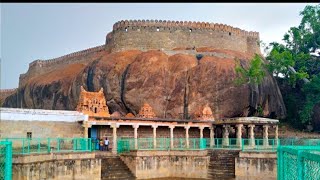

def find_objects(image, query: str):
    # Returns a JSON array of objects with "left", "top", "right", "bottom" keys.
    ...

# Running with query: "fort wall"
[
  {"left": 0, "top": 88, "right": 17, "bottom": 104},
  {"left": 15, "top": 19, "right": 261, "bottom": 89},
  {"left": 19, "top": 45, "right": 105, "bottom": 87},
  {"left": 106, "top": 19, "right": 261, "bottom": 55}
]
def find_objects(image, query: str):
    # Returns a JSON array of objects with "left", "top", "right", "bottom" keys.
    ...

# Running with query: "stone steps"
[
  {"left": 207, "top": 150, "right": 240, "bottom": 179},
  {"left": 101, "top": 156, "right": 135, "bottom": 180}
]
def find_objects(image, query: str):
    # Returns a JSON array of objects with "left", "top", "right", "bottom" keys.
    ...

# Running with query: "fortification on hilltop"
[
  {"left": 19, "top": 45, "right": 106, "bottom": 87},
  {"left": 106, "top": 19, "right": 261, "bottom": 54},
  {"left": 16, "top": 19, "right": 261, "bottom": 88},
  {"left": 0, "top": 88, "right": 17, "bottom": 105}
]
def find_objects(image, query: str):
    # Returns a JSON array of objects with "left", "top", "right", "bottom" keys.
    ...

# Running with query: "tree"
[
  {"left": 235, "top": 54, "right": 266, "bottom": 86},
  {"left": 283, "top": 4, "right": 320, "bottom": 54},
  {"left": 300, "top": 74, "right": 320, "bottom": 124},
  {"left": 264, "top": 4, "right": 320, "bottom": 129},
  {"left": 234, "top": 54, "right": 266, "bottom": 116}
]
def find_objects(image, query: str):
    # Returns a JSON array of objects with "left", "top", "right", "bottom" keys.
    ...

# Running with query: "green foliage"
[
  {"left": 283, "top": 4, "right": 320, "bottom": 54},
  {"left": 257, "top": 105, "right": 263, "bottom": 117},
  {"left": 300, "top": 75, "right": 320, "bottom": 124},
  {"left": 266, "top": 47, "right": 294, "bottom": 77},
  {"left": 235, "top": 54, "right": 266, "bottom": 86},
  {"left": 264, "top": 4, "right": 320, "bottom": 129},
  {"left": 288, "top": 70, "right": 309, "bottom": 87}
]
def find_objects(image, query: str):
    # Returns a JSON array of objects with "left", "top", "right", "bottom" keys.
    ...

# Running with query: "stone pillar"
[
  {"left": 236, "top": 124, "right": 243, "bottom": 147},
  {"left": 222, "top": 125, "right": 230, "bottom": 146},
  {"left": 210, "top": 126, "right": 215, "bottom": 148},
  {"left": 199, "top": 126, "right": 204, "bottom": 139},
  {"left": 111, "top": 123, "right": 119, "bottom": 154},
  {"left": 83, "top": 123, "right": 89, "bottom": 138},
  {"left": 152, "top": 125, "right": 158, "bottom": 149},
  {"left": 185, "top": 126, "right": 190, "bottom": 148},
  {"left": 170, "top": 126, "right": 174, "bottom": 149},
  {"left": 263, "top": 125, "right": 269, "bottom": 147},
  {"left": 274, "top": 125, "right": 279, "bottom": 145},
  {"left": 133, "top": 124, "right": 139, "bottom": 149},
  {"left": 248, "top": 125, "right": 255, "bottom": 147}
]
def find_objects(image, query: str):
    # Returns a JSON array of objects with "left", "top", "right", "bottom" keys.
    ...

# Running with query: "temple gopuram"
[
  {"left": 77, "top": 87, "right": 279, "bottom": 154},
  {"left": 76, "top": 86, "right": 110, "bottom": 117}
]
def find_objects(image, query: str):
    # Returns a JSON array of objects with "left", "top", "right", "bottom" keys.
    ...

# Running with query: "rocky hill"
[{"left": 2, "top": 48, "right": 286, "bottom": 119}]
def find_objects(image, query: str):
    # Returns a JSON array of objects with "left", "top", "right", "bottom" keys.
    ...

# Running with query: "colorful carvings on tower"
[
  {"left": 138, "top": 103, "right": 156, "bottom": 118},
  {"left": 76, "top": 86, "right": 110, "bottom": 117}
]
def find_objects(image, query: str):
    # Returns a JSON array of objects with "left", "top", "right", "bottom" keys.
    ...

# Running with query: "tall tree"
[{"left": 265, "top": 4, "right": 320, "bottom": 129}]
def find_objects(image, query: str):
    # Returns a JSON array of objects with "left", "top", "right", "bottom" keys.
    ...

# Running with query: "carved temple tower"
[
  {"left": 76, "top": 86, "right": 110, "bottom": 117},
  {"left": 194, "top": 104, "right": 215, "bottom": 121},
  {"left": 138, "top": 103, "right": 156, "bottom": 118}
]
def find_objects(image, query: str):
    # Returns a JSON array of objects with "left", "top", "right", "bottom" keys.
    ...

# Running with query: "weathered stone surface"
[
  {"left": 101, "top": 157, "right": 135, "bottom": 180},
  {"left": 235, "top": 152, "right": 277, "bottom": 180},
  {"left": 12, "top": 152, "right": 101, "bottom": 180},
  {"left": 120, "top": 150, "right": 209, "bottom": 179},
  {"left": 3, "top": 49, "right": 286, "bottom": 119},
  {"left": 0, "top": 89, "right": 16, "bottom": 106}
]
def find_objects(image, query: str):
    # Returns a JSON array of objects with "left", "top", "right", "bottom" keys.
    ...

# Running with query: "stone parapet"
[
  {"left": 12, "top": 152, "right": 96, "bottom": 164},
  {"left": 107, "top": 19, "right": 261, "bottom": 55},
  {"left": 18, "top": 45, "right": 105, "bottom": 87},
  {"left": 0, "top": 88, "right": 17, "bottom": 93},
  {"left": 12, "top": 152, "right": 101, "bottom": 180},
  {"left": 235, "top": 152, "right": 277, "bottom": 180},
  {"left": 120, "top": 150, "right": 209, "bottom": 179},
  {"left": 28, "top": 45, "right": 105, "bottom": 69},
  {"left": 113, "top": 19, "right": 259, "bottom": 38}
]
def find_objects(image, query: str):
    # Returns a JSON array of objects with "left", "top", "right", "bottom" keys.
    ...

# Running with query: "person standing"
[
  {"left": 104, "top": 137, "right": 109, "bottom": 151},
  {"left": 99, "top": 139, "right": 104, "bottom": 151}
]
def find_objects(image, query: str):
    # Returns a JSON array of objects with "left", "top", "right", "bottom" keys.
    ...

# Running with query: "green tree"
[
  {"left": 300, "top": 74, "right": 320, "bottom": 124},
  {"left": 264, "top": 4, "right": 320, "bottom": 129},
  {"left": 235, "top": 54, "right": 266, "bottom": 86},
  {"left": 234, "top": 54, "right": 266, "bottom": 116}
]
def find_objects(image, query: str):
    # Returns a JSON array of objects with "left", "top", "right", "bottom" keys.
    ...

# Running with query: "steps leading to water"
[
  {"left": 207, "top": 149, "right": 240, "bottom": 180},
  {"left": 101, "top": 156, "right": 136, "bottom": 180}
]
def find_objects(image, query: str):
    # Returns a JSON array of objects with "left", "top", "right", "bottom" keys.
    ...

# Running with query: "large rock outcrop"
[{"left": 2, "top": 49, "right": 286, "bottom": 119}]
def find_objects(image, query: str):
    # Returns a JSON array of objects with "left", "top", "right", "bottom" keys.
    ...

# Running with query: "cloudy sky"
[{"left": 1, "top": 3, "right": 317, "bottom": 89}]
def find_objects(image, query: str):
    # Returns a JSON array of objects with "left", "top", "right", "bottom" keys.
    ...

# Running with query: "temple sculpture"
[
  {"left": 76, "top": 86, "right": 110, "bottom": 117},
  {"left": 194, "top": 104, "right": 215, "bottom": 121},
  {"left": 138, "top": 103, "right": 156, "bottom": 118}
]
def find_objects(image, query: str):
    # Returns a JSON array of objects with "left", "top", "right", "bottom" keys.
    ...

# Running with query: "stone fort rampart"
[
  {"left": 19, "top": 45, "right": 105, "bottom": 87},
  {"left": 0, "top": 88, "right": 17, "bottom": 103},
  {"left": 106, "top": 19, "right": 261, "bottom": 54},
  {"left": 0, "top": 88, "right": 17, "bottom": 93},
  {"left": 16, "top": 19, "right": 261, "bottom": 88}
]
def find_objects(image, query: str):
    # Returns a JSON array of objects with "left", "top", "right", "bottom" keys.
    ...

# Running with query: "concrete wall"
[
  {"left": 0, "top": 121, "right": 83, "bottom": 139},
  {"left": 235, "top": 152, "right": 277, "bottom": 180},
  {"left": 120, "top": 150, "right": 209, "bottom": 179},
  {"left": 0, "top": 108, "right": 87, "bottom": 140},
  {"left": 12, "top": 152, "right": 101, "bottom": 180}
]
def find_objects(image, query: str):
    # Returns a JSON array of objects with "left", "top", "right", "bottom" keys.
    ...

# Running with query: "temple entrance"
[{"left": 89, "top": 126, "right": 99, "bottom": 150}]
